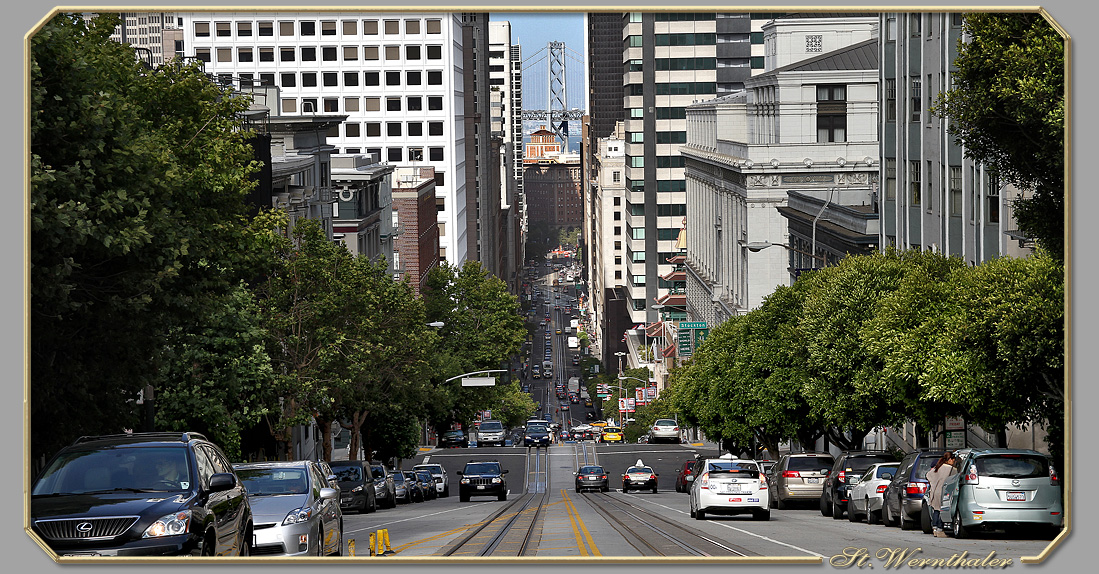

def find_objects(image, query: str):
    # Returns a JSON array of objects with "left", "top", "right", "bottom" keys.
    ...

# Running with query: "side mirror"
[
  {"left": 685, "top": 475, "right": 695, "bottom": 482},
  {"left": 320, "top": 487, "right": 339, "bottom": 500},
  {"left": 456, "top": 471, "right": 464, "bottom": 476},
  {"left": 209, "top": 473, "right": 237, "bottom": 493},
  {"left": 882, "top": 473, "right": 893, "bottom": 481},
  {"left": 822, "top": 469, "right": 831, "bottom": 475},
  {"left": 503, "top": 469, "right": 509, "bottom": 474}
]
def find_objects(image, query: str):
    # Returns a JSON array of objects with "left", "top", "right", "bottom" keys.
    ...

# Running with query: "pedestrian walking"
[{"left": 925, "top": 451, "right": 957, "bottom": 537}]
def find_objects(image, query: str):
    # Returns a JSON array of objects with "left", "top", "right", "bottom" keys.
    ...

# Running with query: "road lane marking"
[
  {"left": 624, "top": 495, "right": 826, "bottom": 557},
  {"left": 344, "top": 502, "right": 494, "bottom": 534},
  {"left": 561, "top": 489, "right": 602, "bottom": 556}
]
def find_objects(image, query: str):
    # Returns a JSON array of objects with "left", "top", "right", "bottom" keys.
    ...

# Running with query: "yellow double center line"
[{"left": 560, "top": 489, "right": 601, "bottom": 556}]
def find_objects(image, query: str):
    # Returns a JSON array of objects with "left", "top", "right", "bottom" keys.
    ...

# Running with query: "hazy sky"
[{"left": 491, "top": 11, "right": 587, "bottom": 112}]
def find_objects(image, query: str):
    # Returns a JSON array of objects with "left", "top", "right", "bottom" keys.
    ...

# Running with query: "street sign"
[
  {"left": 678, "top": 330, "right": 694, "bottom": 356},
  {"left": 945, "top": 430, "right": 966, "bottom": 450},
  {"left": 462, "top": 377, "right": 496, "bottom": 387},
  {"left": 944, "top": 417, "right": 965, "bottom": 431},
  {"left": 678, "top": 321, "right": 708, "bottom": 329}
]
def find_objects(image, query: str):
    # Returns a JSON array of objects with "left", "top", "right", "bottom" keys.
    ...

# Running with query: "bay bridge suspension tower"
[{"left": 521, "top": 41, "right": 585, "bottom": 152}]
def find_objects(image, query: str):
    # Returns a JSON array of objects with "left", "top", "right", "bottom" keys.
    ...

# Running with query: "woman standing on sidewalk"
[{"left": 925, "top": 451, "right": 957, "bottom": 537}]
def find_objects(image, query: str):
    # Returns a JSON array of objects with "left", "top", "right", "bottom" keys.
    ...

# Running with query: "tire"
[
  {"left": 832, "top": 497, "right": 844, "bottom": 520},
  {"left": 848, "top": 500, "right": 860, "bottom": 522},
  {"left": 652, "top": 486, "right": 657, "bottom": 494},
  {"left": 201, "top": 531, "right": 217, "bottom": 556},
  {"left": 460, "top": 492, "right": 470, "bottom": 502},
  {"left": 921, "top": 503, "right": 933, "bottom": 534},
  {"left": 314, "top": 528, "right": 323, "bottom": 556},
  {"left": 576, "top": 486, "right": 581, "bottom": 493},
  {"left": 498, "top": 491, "right": 508, "bottom": 501},
  {"left": 900, "top": 507, "right": 918, "bottom": 530},
  {"left": 622, "top": 484, "right": 629, "bottom": 493},
  {"left": 239, "top": 525, "right": 252, "bottom": 556},
  {"left": 820, "top": 494, "right": 832, "bottom": 517},
  {"left": 442, "top": 485, "right": 450, "bottom": 498},
  {"left": 601, "top": 485, "right": 609, "bottom": 492},
  {"left": 695, "top": 508, "right": 706, "bottom": 520},
  {"left": 776, "top": 497, "right": 787, "bottom": 510},
  {"left": 867, "top": 499, "right": 880, "bottom": 525},
  {"left": 952, "top": 510, "right": 970, "bottom": 539},
  {"left": 754, "top": 509, "right": 770, "bottom": 521}
]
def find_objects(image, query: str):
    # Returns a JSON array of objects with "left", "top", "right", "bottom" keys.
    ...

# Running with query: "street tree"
[
  {"left": 935, "top": 13, "right": 1066, "bottom": 258},
  {"left": 30, "top": 13, "right": 260, "bottom": 461}
]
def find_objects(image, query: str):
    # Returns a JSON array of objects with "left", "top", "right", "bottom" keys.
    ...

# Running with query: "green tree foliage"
[
  {"left": 421, "top": 262, "right": 526, "bottom": 432},
  {"left": 155, "top": 284, "right": 275, "bottom": 461},
  {"left": 936, "top": 13, "right": 1065, "bottom": 258},
  {"left": 30, "top": 14, "right": 260, "bottom": 461}
]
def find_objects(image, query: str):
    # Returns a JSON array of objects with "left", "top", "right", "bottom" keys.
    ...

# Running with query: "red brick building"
[{"left": 392, "top": 167, "right": 440, "bottom": 294}]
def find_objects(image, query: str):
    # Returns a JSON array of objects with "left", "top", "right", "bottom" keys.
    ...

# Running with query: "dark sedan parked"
[
  {"left": 574, "top": 465, "right": 609, "bottom": 493},
  {"left": 881, "top": 449, "right": 946, "bottom": 529},
  {"left": 328, "top": 460, "right": 377, "bottom": 514}
]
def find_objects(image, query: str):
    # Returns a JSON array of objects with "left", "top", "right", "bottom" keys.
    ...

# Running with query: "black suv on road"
[
  {"left": 457, "top": 460, "right": 509, "bottom": 502},
  {"left": 31, "top": 432, "right": 253, "bottom": 556},
  {"left": 820, "top": 450, "right": 898, "bottom": 520}
]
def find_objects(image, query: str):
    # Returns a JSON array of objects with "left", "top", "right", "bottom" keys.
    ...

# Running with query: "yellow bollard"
[
  {"left": 368, "top": 532, "right": 376, "bottom": 557},
  {"left": 347, "top": 539, "right": 355, "bottom": 557},
  {"left": 382, "top": 529, "right": 392, "bottom": 553}
]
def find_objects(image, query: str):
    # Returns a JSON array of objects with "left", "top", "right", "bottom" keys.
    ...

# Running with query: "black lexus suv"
[
  {"left": 31, "top": 432, "right": 253, "bottom": 557},
  {"left": 457, "top": 460, "right": 509, "bottom": 502}
]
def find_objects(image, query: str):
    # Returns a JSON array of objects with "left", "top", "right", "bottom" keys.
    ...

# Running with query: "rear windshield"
[
  {"left": 873, "top": 464, "right": 899, "bottom": 479},
  {"left": 604, "top": 427, "right": 621, "bottom": 433},
  {"left": 708, "top": 462, "right": 760, "bottom": 478},
  {"left": 579, "top": 466, "right": 605, "bottom": 474},
  {"left": 787, "top": 456, "right": 835, "bottom": 471},
  {"left": 415, "top": 465, "right": 443, "bottom": 474},
  {"left": 913, "top": 454, "right": 944, "bottom": 478},
  {"left": 845, "top": 455, "right": 895, "bottom": 471},
  {"left": 972, "top": 454, "right": 1049, "bottom": 479}
]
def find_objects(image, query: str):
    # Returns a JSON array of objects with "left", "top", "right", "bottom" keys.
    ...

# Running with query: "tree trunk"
[
  {"left": 796, "top": 426, "right": 825, "bottom": 452},
  {"left": 314, "top": 414, "right": 333, "bottom": 462}
]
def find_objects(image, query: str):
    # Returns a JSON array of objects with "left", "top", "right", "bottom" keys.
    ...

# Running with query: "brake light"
[
  {"left": 837, "top": 471, "right": 846, "bottom": 482},
  {"left": 906, "top": 482, "right": 928, "bottom": 495},
  {"left": 649, "top": 474, "right": 657, "bottom": 481},
  {"left": 601, "top": 475, "right": 607, "bottom": 480},
  {"left": 699, "top": 472, "right": 710, "bottom": 489},
  {"left": 782, "top": 470, "right": 801, "bottom": 478},
  {"left": 1050, "top": 467, "right": 1059, "bottom": 486},
  {"left": 876, "top": 485, "right": 888, "bottom": 494},
  {"left": 963, "top": 469, "right": 979, "bottom": 485},
  {"left": 758, "top": 481, "right": 767, "bottom": 490}
]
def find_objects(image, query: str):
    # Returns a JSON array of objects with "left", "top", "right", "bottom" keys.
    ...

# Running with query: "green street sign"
[{"left": 678, "top": 321, "right": 708, "bottom": 329}]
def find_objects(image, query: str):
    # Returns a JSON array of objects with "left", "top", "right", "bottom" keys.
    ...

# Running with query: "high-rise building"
[
  {"left": 489, "top": 20, "right": 525, "bottom": 290},
  {"left": 178, "top": 11, "right": 471, "bottom": 265},
  {"left": 878, "top": 12, "right": 1033, "bottom": 262},
  {"left": 97, "top": 12, "right": 179, "bottom": 66}
]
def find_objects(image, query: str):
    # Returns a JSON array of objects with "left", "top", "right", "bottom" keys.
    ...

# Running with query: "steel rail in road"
[
  {"left": 439, "top": 447, "right": 551, "bottom": 557},
  {"left": 579, "top": 492, "right": 756, "bottom": 557}
]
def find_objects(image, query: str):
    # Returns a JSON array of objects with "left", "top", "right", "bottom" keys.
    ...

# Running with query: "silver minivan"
[
  {"left": 768, "top": 452, "right": 835, "bottom": 510},
  {"left": 940, "top": 448, "right": 1062, "bottom": 539}
]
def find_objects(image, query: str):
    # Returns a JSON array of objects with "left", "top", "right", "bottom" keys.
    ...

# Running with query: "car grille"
[
  {"left": 251, "top": 544, "right": 286, "bottom": 556},
  {"left": 35, "top": 516, "right": 139, "bottom": 541},
  {"left": 468, "top": 477, "right": 498, "bottom": 486}
]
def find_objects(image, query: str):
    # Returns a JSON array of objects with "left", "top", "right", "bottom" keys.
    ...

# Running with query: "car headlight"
[
  {"left": 461, "top": 478, "right": 470, "bottom": 484},
  {"left": 283, "top": 506, "right": 313, "bottom": 525},
  {"left": 491, "top": 477, "right": 502, "bottom": 484},
  {"left": 351, "top": 485, "right": 364, "bottom": 493},
  {"left": 142, "top": 510, "right": 191, "bottom": 538},
  {"left": 525, "top": 435, "right": 532, "bottom": 440}
]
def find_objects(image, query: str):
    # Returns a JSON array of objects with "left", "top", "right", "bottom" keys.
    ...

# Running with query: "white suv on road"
[
  {"left": 476, "top": 420, "right": 507, "bottom": 447},
  {"left": 413, "top": 463, "right": 450, "bottom": 497}
]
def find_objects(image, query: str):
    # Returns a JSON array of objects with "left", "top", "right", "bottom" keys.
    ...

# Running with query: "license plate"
[
  {"left": 721, "top": 488, "right": 746, "bottom": 494},
  {"left": 808, "top": 477, "right": 819, "bottom": 483},
  {"left": 477, "top": 485, "right": 485, "bottom": 490},
  {"left": 588, "top": 476, "right": 599, "bottom": 480},
  {"left": 1006, "top": 491, "right": 1025, "bottom": 501}
]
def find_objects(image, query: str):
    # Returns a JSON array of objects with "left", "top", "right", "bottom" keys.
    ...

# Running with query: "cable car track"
[{"left": 579, "top": 492, "right": 756, "bottom": 557}]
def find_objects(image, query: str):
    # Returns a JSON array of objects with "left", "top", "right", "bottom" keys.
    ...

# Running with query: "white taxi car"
[{"left": 688, "top": 454, "right": 769, "bottom": 521}]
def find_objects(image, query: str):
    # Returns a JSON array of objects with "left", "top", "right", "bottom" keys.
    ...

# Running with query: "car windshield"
[
  {"left": 787, "top": 456, "right": 835, "bottom": 471},
  {"left": 480, "top": 422, "right": 504, "bottom": 431},
  {"left": 236, "top": 467, "right": 309, "bottom": 496},
  {"left": 331, "top": 465, "right": 362, "bottom": 482},
  {"left": 464, "top": 463, "right": 501, "bottom": 474},
  {"left": 371, "top": 466, "right": 386, "bottom": 479},
  {"left": 32, "top": 446, "right": 193, "bottom": 496},
  {"left": 973, "top": 454, "right": 1049, "bottom": 478},
  {"left": 527, "top": 424, "right": 547, "bottom": 433},
  {"left": 416, "top": 465, "right": 443, "bottom": 474}
]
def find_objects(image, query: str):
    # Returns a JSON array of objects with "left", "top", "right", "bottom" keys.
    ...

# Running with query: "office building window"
[
  {"left": 344, "top": 46, "right": 357, "bottom": 60},
  {"left": 612, "top": 171, "right": 621, "bottom": 183},
  {"left": 408, "top": 147, "right": 424, "bottom": 161},
  {"left": 365, "top": 97, "right": 380, "bottom": 111},
  {"left": 195, "top": 48, "right": 210, "bottom": 63},
  {"left": 344, "top": 71, "right": 359, "bottom": 86},
  {"left": 324, "top": 72, "right": 338, "bottom": 87},
  {"left": 237, "top": 47, "right": 252, "bottom": 62},
  {"left": 385, "top": 71, "right": 400, "bottom": 86},
  {"left": 343, "top": 20, "right": 357, "bottom": 35},
  {"left": 279, "top": 21, "right": 294, "bottom": 36},
  {"left": 386, "top": 97, "right": 401, "bottom": 111},
  {"left": 406, "top": 71, "right": 422, "bottom": 85},
  {"left": 322, "top": 21, "right": 336, "bottom": 36},
  {"left": 365, "top": 71, "right": 380, "bottom": 86},
  {"left": 885, "top": 158, "right": 897, "bottom": 201},
  {"left": 909, "top": 161, "right": 921, "bottom": 205},
  {"left": 366, "top": 122, "right": 381, "bottom": 137},
  {"left": 407, "top": 96, "right": 422, "bottom": 110},
  {"left": 324, "top": 98, "right": 339, "bottom": 113},
  {"left": 363, "top": 20, "right": 378, "bottom": 35},
  {"left": 911, "top": 78, "right": 922, "bottom": 122},
  {"left": 950, "top": 166, "right": 962, "bottom": 215},
  {"left": 429, "top": 147, "right": 443, "bottom": 161},
  {"left": 280, "top": 47, "right": 295, "bottom": 62},
  {"left": 301, "top": 46, "right": 316, "bottom": 61},
  {"left": 385, "top": 45, "right": 400, "bottom": 60},
  {"left": 301, "top": 72, "right": 317, "bottom": 87},
  {"left": 384, "top": 20, "right": 399, "bottom": 34},
  {"left": 426, "top": 19, "right": 441, "bottom": 34},
  {"left": 301, "top": 98, "right": 318, "bottom": 113},
  {"left": 344, "top": 97, "right": 359, "bottom": 112},
  {"left": 406, "top": 19, "right": 420, "bottom": 34},
  {"left": 427, "top": 45, "right": 442, "bottom": 59},
  {"left": 237, "top": 22, "right": 252, "bottom": 36},
  {"left": 428, "top": 71, "right": 442, "bottom": 85},
  {"left": 282, "top": 98, "right": 297, "bottom": 113},
  {"left": 388, "top": 147, "right": 403, "bottom": 161},
  {"left": 323, "top": 46, "right": 337, "bottom": 61},
  {"left": 987, "top": 172, "right": 1000, "bottom": 223},
  {"left": 428, "top": 96, "right": 443, "bottom": 110},
  {"left": 280, "top": 72, "right": 296, "bottom": 87},
  {"left": 364, "top": 46, "right": 379, "bottom": 60},
  {"left": 387, "top": 122, "right": 402, "bottom": 137},
  {"left": 429, "top": 122, "right": 443, "bottom": 136},
  {"left": 300, "top": 21, "right": 316, "bottom": 36},
  {"left": 885, "top": 79, "right": 896, "bottom": 121},
  {"left": 344, "top": 123, "right": 360, "bottom": 137},
  {"left": 407, "top": 45, "right": 421, "bottom": 60},
  {"left": 434, "top": 172, "right": 445, "bottom": 188},
  {"left": 258, "top": 21, "right": 273, "bottom": 36},
  {"left": 259, "top": 73, "right": 275, "bottom": 86},
  {"left": 194, "top": 22, "right": 210, "bottom": 37}
]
